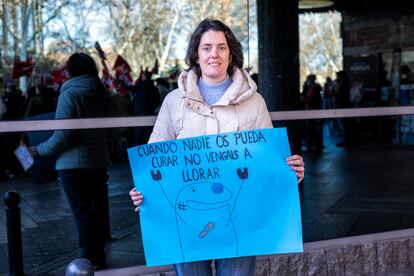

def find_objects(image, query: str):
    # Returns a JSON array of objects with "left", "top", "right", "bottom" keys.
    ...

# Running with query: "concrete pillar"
[{"left": 256, "top": 0, "right": 303, "bottom": 154}]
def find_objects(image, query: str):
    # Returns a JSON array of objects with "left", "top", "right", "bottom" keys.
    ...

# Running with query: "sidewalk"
[{"left": 0, "top": 163, "right": 145, "bottom": 275}]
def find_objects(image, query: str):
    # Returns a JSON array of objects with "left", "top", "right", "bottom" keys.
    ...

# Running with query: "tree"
[
  {"left": 32, "top": 0, "right": 43, "bottom": 58},
  {"left": 0, "top": 0, "right": 72, "bottom": 91},
  {"left": 1, "top": 0, "right": 252, "bottom": 82},
  {"left": 97, "top": 0, "right": 187, "bottom": 75},
  {"left": 46, "top": 0, "right": 101, "bottom": 54},
  {"left": 0, "top": 0, "right": 9, "bottom": 73},
  {"left": 299, "top": 11, "right": 343, "bottom": 86},
  {"left": 96, "top": 0, "right": 248, "bottom": 77}
]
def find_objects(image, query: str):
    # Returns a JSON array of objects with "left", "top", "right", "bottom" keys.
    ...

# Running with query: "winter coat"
[
  {"left": 149, "top": 68, "right": 273, "bottom": 143},
  {"left": 37, "top": 74, "right": 113, "bottom": 170},
  {"left": 302, "top": 83, "right": 322, "bottom": 110},
  {"left": 2, "top": 91, "right": 24, "bottom": 120},
  {"left": 122, "top": 79, "right": 160, "bottom": 116}
]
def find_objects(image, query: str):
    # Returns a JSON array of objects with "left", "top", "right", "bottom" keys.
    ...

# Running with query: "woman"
[
  {"left": 130, "top": 19, "right": 305, "bottom": 276},
  {"left": 29, "top": 53, "right": 113, "bottom": 270}
]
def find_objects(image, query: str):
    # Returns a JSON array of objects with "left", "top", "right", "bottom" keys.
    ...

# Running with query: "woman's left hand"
[{"left": 286, "top": 155, "right": 305, "bottom": 184}]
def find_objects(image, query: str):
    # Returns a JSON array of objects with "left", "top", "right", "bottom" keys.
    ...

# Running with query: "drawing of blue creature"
[{"left": 150, "top": 168, "right": 248, "bottom": 262}]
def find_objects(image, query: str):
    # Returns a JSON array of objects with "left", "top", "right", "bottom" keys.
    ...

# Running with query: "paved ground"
[
  {"left": 300, "top": 143, "right": 414, "bottom": 242},
  {"left": 0, "top": 162, "right": 144, "bottom": 275},
  {"left": 1, "top": 127, "right": 414, "bottom": 275}
]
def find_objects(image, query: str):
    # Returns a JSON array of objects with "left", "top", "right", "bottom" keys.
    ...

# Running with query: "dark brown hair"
[
  {"left": 66, "top": 52, "right": 98, "bottom": 78},
  {"left": 185, "top": 19, "right": 243, "bottom": 78}
]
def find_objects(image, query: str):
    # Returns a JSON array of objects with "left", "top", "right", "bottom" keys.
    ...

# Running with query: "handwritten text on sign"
[
  {"left": 128, "top": 128, "right": 303, "bottom": 267},
  {"left": 137, "top": 131, "right": 266, "bottom": 182}
]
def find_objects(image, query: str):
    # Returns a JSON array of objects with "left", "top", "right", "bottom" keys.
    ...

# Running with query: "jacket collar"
[
  {"left": 177, "top": 68, "right": 257, "bottom": 106},
  {"left": 60, "top": 74, "right": 97, "bottom": 91}
]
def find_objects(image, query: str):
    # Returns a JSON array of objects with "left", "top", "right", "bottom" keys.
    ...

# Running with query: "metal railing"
[{"left": 0, "top": 106, "right": 413, "bottom": 133}]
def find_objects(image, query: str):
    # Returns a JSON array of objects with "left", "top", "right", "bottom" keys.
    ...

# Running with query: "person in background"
[
  {"left": 119, "top": 70, "right": 160, "bottom": 145},
  {"left": 0, "top": 88, "right": 7, "bottom": 181},
  {"left": 301, "top": 74, "right": 323, "bottom": 154},
  {"left": 24, "top": 84, "right": 57, "bottom": 118},
  {"left": 322, "top": 77, "right": 334, "bottom": 110},
  {"left": 129, "top": 19, "right": 305, "bottom": 276},
  {"left": 155, "top": 77, "right": 171, "bottom": 108},
  {"left": 28, "top": 53, "right": 113, "bottom": 270},
  {"left": 322, "top": 76, "right": 339, "bottom": 136},
  {"left": 400, "top": 65, "right": 414, "bottom": 83},
  {"left": 0, "top": 94, "right": 6, "bottom": 120},
  {"left": 2, "top": 83, "right": 25, "bottom": 178},
  {"left": 333, "top": 70, "right": 351, "bottom": 147},
  {"left": 2, "top": 82, "right": 25, "bottom": 120}
]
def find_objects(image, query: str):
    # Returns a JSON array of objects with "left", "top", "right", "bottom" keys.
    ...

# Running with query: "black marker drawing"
[
  {"left": 227, "top": 167, "right": 248, "bottom": 226},
  {"left": 150, "top": 167, "right": 248, "bottom": 262},
  {"left": 199, "top": 222, "right": 215, "bottom": 238},
  {"left": 151, "top": 169, "right": 185, "bottom": 223}
]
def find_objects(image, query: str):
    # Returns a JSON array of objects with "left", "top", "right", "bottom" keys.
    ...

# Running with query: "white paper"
[{"left": 14, "top": 145, "right": 34, "bottom": 171}]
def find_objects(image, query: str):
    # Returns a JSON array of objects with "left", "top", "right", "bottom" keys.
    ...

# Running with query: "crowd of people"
[
  {"left": 0, "top": 52, "right": 176, "bottom": 269},
  {"left": 0, "top": 62, "right": 177, "bottom": 181},
  {"left": 0, "top": 81, "right": 58, "bottom": 180},
  {"left": 300, "top": 70, "right": 352, "bottom": 155}
]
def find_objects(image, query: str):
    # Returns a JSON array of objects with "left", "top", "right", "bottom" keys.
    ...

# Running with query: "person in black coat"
[{"left": 119, "top": 70, "right": 160, "bottom": 145}]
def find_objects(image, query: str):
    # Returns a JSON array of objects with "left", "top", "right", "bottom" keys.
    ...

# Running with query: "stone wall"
[
  {"left": 254, "top": 238, "right": 414, "bottom": 276},
  {"left": 96, "top": 229, "right": 414, "bottom": 276}
]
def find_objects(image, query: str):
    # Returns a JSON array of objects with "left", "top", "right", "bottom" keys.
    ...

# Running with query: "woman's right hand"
[
  {"left": 129, "top": 187, "right": 144, "bottom": 212},
  {"left": 28, "top": 146, "right": 38, "bottom": 157}
]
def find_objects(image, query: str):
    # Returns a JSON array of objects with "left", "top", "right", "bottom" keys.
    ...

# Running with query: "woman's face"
[{"left": 197, "top": 30, "right": 230, "bottom": 83}]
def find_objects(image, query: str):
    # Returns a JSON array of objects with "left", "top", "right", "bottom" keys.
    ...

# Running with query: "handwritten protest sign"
[{"left": 127, "top": 128, "right": 303, "bottom": 266}]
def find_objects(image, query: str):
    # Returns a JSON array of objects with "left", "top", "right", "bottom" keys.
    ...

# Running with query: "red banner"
[
  {"left": 50, "top": 67, "right": 69, "bottom": 85},
  {"left": 113, "top": 55, "right": 133, "bottom": 95},
  {"left": 12, "top": 57, "right": 35, "bottom": 79}
]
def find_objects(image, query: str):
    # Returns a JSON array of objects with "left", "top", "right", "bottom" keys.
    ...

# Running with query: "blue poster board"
[
  {"left": 128, "top": 128, "right": 303, "bottom": 266},
  {"left": 26, "top": 112, "right": 58, "bottom": 184}
]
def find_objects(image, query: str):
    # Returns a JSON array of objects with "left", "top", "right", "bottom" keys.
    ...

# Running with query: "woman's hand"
[
  {"left": 28, "top": 146, "right": 38, "bottom": 158},
  {"left": 129, "top": 187, "right": 144, "bottom": 212},
  {"left": 286, "top": 155, "right": 305, "bottom": 184}
]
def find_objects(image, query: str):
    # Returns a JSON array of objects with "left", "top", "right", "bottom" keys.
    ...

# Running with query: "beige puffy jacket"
[{"left": 149, "top": 68, "right": 273, "bottom": 143}]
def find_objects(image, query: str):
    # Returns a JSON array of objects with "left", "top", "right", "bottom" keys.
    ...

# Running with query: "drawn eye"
[{"left": 191, "top": 186, "right": 195, "bottom": 192}]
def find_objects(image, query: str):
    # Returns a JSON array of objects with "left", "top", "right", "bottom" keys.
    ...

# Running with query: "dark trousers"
[
  {"left": 58, "top": 168, "right": 108, "bottom": 265},
  {"left": 305, "top": 119, "right": 323, "bottom": 153}
]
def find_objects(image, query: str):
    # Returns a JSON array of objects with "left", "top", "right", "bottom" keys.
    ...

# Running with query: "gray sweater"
[{"left": 37, "top": 74, "right": 113, "bottom": 170}]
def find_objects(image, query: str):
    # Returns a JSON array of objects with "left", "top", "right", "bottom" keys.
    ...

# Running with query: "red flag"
[
  {"left": 113, "top": 55, "right": 133, "bottom": 95},
  {"left": 113, "top": 55, "right": 132, "bottom": 72},
  {"left": 102, "top": 64, "right": 115, "bottom": 93},
  {"left": 95, "top": 41, "right": 115, "bottom": 93},
  {"left": 95, "top": 41, "right": 107, "bottom": 60},
  {"left": 50, "top": 67, "right": 69, "bottom": 85},
  {"left": 113, "top": 55, "right": 132, "bottom": 84},
  {"left": 12, "top": 57, "right": 35, "bottom": 79}
]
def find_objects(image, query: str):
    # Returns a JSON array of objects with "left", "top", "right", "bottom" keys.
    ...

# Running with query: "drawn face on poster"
[{"left": 128, "top": 128, "right": 303, "bottom": 266}]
